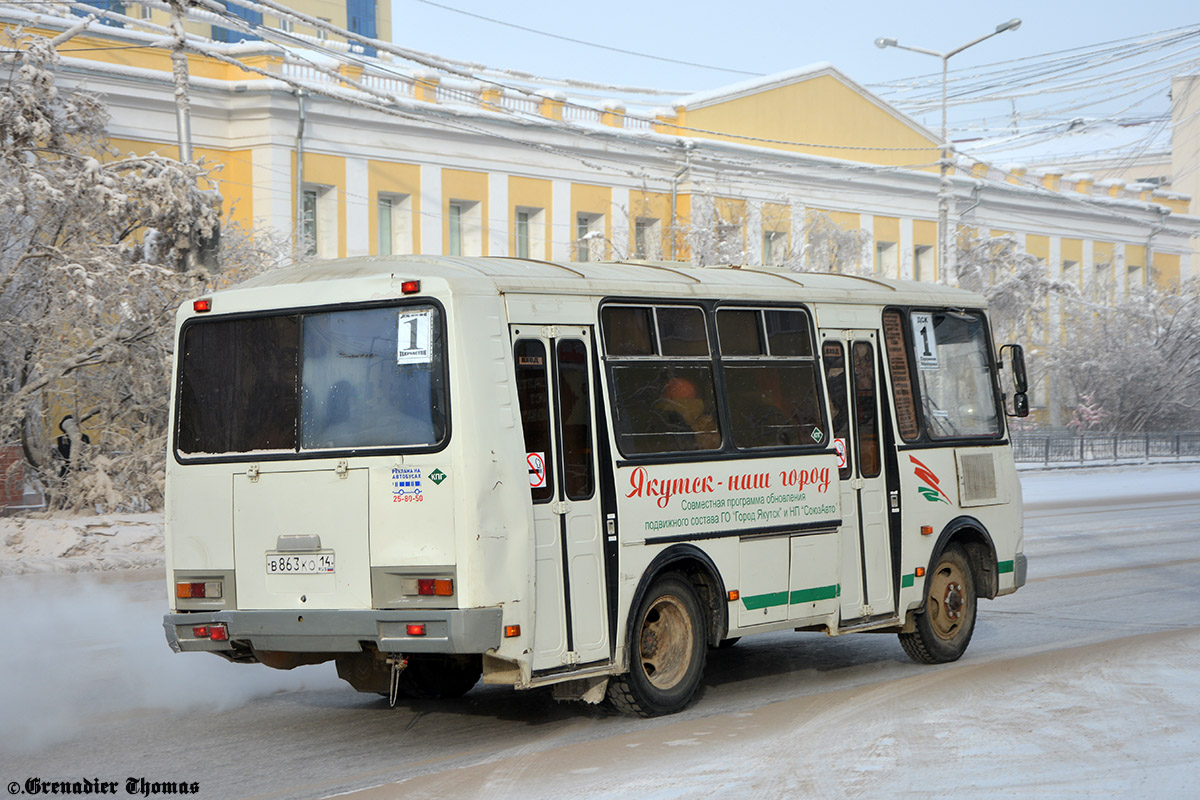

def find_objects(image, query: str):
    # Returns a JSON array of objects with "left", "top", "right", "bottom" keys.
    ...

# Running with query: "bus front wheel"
[
  {"left": 607, "top": 574, "right": 707, "bottom": 717},
  {"left": 899, "top": 544, "right": 978, "bottom": 664}
]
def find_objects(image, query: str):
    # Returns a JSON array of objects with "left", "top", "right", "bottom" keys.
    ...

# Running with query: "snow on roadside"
[{"left": 0, "top": 513, "right": 164, "bottom": 575}]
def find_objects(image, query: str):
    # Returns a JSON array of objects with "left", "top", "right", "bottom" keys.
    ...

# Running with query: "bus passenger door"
[
  {"left": 512, "top": 327, "right": 610, "bottom": 672},
  {"left": 821, "top": 331, "right": 896, "bottom": 625}
]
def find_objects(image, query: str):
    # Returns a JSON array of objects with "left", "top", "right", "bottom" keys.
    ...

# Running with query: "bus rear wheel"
[
  {"left": 607, "top": 574, "right": 706, "bottom": 717},
  {"left": 899, "top": 544, "right": 977, "bottom": 664}
]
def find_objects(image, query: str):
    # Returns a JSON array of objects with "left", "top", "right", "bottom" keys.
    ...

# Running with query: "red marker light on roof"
[
  {"left": 400, "top": 280, "right": 421, "bottom": 295},
  {"left": 193, "top": 298, "right": 212, "bottom": 313}
]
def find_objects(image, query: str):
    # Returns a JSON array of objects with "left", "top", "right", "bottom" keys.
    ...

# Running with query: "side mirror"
[
  {"left": 999, "top": 344, "right": 1030, "bottom": 418},
  {"left": 1000, "top": 344, "right": 1028, "bottom": 393},
  {"left": 1012, "top": 392, "right": 1029, "bottom": 418}
]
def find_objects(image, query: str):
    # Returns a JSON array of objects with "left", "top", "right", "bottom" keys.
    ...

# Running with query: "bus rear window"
[{"left": 176, "top": 304, "right": 447, "bottom": 456}]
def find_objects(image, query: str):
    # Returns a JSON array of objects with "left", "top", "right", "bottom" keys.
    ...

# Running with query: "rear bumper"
[
  {"left": 1014, "top": 553, "right": 1028, "bottom": 589},
  {"left": 163, "top": 607, "right": 503, "bottom": 655}
]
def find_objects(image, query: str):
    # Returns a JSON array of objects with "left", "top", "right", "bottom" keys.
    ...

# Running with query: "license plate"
[{"left": 266, "top": 552, "right": 335, "bottom": 574}]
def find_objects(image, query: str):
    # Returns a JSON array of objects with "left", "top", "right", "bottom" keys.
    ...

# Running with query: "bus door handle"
[
  {"left": 889, "top": 490, "right": 900, "bottom": 511},
  {"left": 606, "top": 514, "right": 617, "bottom": 542},
  {"left": 551, "top": 501, "right": 568, "bottom": 515}
]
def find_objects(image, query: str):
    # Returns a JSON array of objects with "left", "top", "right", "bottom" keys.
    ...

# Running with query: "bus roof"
[{"left": 222, "top": 256, "right": 989, "bottom": 309}]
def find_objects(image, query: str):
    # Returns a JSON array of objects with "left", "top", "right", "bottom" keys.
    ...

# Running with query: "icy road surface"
[{"left": 1, "top": 464, "right": 1198, "bottom": 798}]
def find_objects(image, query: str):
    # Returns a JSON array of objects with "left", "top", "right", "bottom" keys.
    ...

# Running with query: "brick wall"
[{"left": 1, "top": 445, "right": 25, "bottom": 507}]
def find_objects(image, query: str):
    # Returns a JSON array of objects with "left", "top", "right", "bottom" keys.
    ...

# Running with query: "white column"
[
  {"left": 551, "top": 179, "right": 571, "bottom": 261},
  {"left": 790, "top": 201, "right": 807, "bottom": 269},
  {"left": 251, "top": 145, "right": 295, "bottom": 241},
  {"left": 1048, "top": 237, "right": 1063, "bottom": 427},
  {"left": 487, "top": 171, "right": 508, "bottom": 257},
  {"left": 1113, "top": 246, "right": 1127, "bottom": 302},
  {"left": 1082, "top": 239, "right": 1095, "bottom": 297},
  {"left": 746, "top": 200, "right": 763, "bottom": 265},
  {"left": 419, "top": 164, "right": 442, "bottom": 255},
  {"left": 899, "top": 217, "right": 914, "bottom": 280},
  {"left": 344, "top": 157, "right": 369, "bottom": 257},
  {"left": 859, "top": 214, "right": 874, "bottom": 273},
  {"left": 611, "top": 186, "right": 630, "bottom": 260}
]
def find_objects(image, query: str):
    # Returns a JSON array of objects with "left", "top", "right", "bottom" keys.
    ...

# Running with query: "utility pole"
[
  {"left": 875, "top": 19, "right": 1021, "bottom": 284},
  {"left": 167, "top": 0, "right": 193, "bottom": 164}
]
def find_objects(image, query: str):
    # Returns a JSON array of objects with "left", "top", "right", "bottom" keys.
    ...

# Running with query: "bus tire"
[
  {"left": 607, "top": 574, "right": 707, "bottom": 717},
  {"left": 899, "top": 544, "right": 977, "bottom": 664}
]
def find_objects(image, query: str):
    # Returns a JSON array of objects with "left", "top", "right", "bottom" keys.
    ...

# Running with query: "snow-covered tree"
[
  {"left": 1049, "top": 280, "right": 1200, "bottom": 432},
  {"left": 803, "top": 210, "right": 869, "bottom": 274},
  {"left": 0, "top": 31, "right": 282, "bottom": 510},
  {"left": 954, "top": 230, "right": 1075, "bottom": 346}
]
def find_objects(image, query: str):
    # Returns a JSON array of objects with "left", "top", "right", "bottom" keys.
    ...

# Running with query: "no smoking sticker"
[{"left": 527, "top": 452, "right": 546, "bottom": 489}]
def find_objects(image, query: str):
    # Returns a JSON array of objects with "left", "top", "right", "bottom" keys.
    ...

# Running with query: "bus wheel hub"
[{"left": 944, "top": 582, "right": 964, "bottom": 619}]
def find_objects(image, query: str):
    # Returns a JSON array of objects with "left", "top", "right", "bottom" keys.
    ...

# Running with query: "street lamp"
[{"left": 876, "top": 19, "right": 1021, "bottom": 284}]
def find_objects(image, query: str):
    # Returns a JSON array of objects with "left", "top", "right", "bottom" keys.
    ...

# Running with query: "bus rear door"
[
  {"left": 512, "top": 326, "right": 610, "bottom": 672},
  {"left": 821, "top": 330, "right": 896, "bottom": 626}
]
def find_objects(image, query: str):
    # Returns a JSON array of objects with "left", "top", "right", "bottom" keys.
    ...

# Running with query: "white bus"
[{"left": 163, "top": 256, "right": 1029, "bottom": 716}]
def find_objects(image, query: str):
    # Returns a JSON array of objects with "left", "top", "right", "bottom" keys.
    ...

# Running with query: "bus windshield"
[
  {"left": 176, "top": 304, "right": 447, "bottom": 456},
  {"left": 910, "top": 310, "right": 1000, "bottom": 439}
]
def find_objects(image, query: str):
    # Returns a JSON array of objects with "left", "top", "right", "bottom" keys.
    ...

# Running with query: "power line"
[{"left": 407, "top": 0, "right": 761, "bottom": 78}]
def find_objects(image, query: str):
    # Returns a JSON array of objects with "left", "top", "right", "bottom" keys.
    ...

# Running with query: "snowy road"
[{"left": 2, "top": 465, "right": 1199, "bottom": 798}]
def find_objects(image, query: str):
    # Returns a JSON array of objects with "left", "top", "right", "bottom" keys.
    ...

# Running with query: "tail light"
[
  {"left": 177, "top": 581, "right": 222, "bottom": 599},
  {"left": 416, "top": 578, "right": 453, "bottom": 597}
]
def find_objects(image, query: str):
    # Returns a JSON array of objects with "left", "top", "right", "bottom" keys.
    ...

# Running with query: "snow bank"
[{"left": 0, "top": 513, "right": 163, "bottom": 575}]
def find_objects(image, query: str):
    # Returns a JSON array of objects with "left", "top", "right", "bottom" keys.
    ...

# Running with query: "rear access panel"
[{"left": 233, "top": 467, "right": 371, "bottom": 610}]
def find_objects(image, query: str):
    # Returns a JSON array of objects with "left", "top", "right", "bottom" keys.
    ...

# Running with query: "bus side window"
[
  {"left": 556, "top": 339, "right": 595, "bottom": 500},
  {"left": 852, "top": 341, "right": 881, "bottom": 479},
  {"left": 822, "top": 341, "right": 853, "bottom": 480},
  {"left": 515, "top": 340, "right": 554, "bottom": 502}
]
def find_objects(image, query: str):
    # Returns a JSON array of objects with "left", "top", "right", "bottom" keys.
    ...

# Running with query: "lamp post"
[{"left": 875, "top": 19, "right": 1021, "bottom": 284}]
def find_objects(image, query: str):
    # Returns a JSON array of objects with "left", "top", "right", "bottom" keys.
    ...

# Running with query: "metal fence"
[{"left": 1011, "top": 432, "right": 1200, "bottom": 466}]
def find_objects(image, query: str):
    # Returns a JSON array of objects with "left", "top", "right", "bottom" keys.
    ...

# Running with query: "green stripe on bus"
[
  {"left": 742, "top": 591, "right": 789, "bottom": 610},
  {"left": 901, "top": 573, "right": 915, "bottom": 588},
  {"left": 789, "top": 585, "right": 840, "bottom": 604},
  {"left": 742, "top": 585, "right": 840, "bottom": 610},
  {"left": 998, "top": 560, "right": 1015, "bottom": 574}
]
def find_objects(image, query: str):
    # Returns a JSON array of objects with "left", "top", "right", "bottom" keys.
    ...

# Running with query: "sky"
[{"left": 389, "top": 0, "right": 1200, "bottom": 96}]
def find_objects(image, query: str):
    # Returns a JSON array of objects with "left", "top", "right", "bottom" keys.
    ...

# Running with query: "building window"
[
  {"left": 913, "top": 245, "right": 934, "bottom": 283},
  {"left": 302, "top": 185, "right": 337, "bottom": 258},
  {"left": 212, "top": 0, "right": 261, "bottom": 42},
  {"left": 448, "top": 200, "right": 482, "bottom": 256},
  {"left": 346, "top": 0, "right": 377, "bottom": 55},
  {"left": 715, "top": 223, "right": 743, "bottom": 263},
  {"left": 317, "top": 17, "right": 330, "bottom": 40},
  {"left": 875, "top": 241, "right": 897, "bottom": 277},
  {"left": 576, "top": 212, "right": 603, "bottom": 262},
  {"left": 514, "top": 207, "right": 544, "bottom": 260},
  {"left": 302, "top": 189, "right": 319, "bottom": 256},
  {"left": 762, "top": 230, "right": 785, "bottom": 266},
  {"left": 377, "top": 194, "right": 412, "bottom": 256},
  {"left": 634, "top": 218, "right": 661, "bottom": 260},
  {"left": 1127, "top": 263, "right": 1144, "bottom": 289},
  {"left": 278, "top": 16, "right": 293, "bottom": 33},
  {"left": 1062, "top": 259, "right": 1079, "bottom": 287},
  {"left": 448, "top": 203, "right": 462, "bottom": 256},
  {"left": 76, "top": 0, "right": 125, "bottom": 27},
  {"left": 139, "top": 3, "right": 153, "bottom": 20},
  {"left": 515, "top": 210, "right": 530, "bottom": 258}
]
